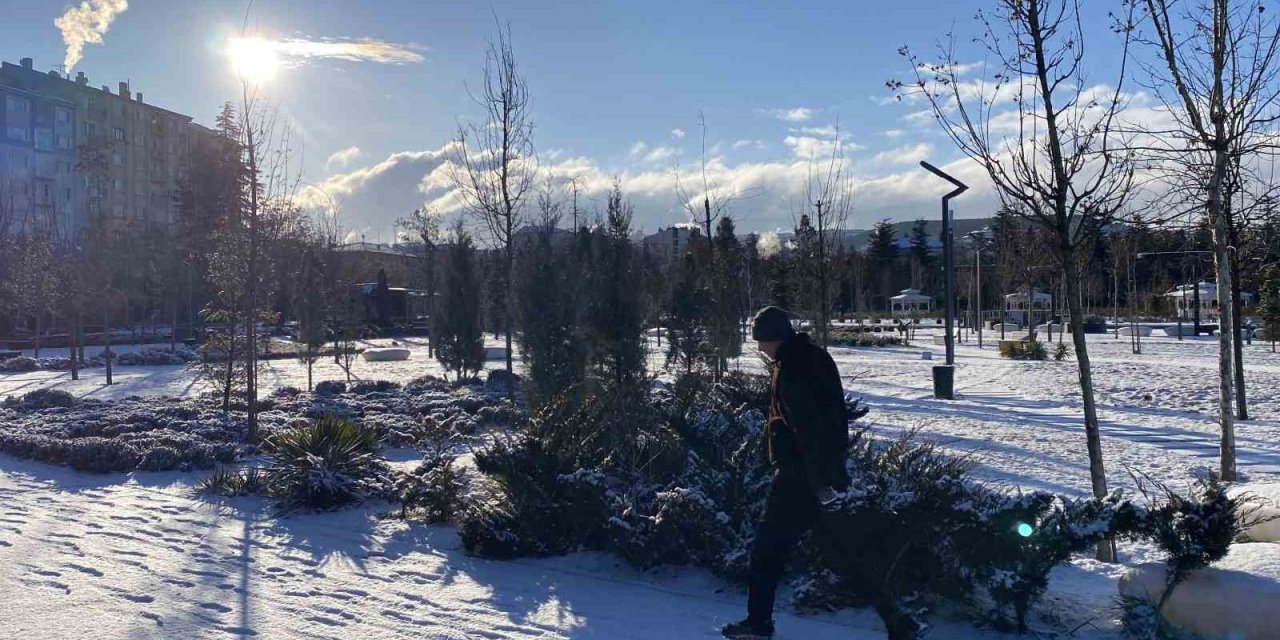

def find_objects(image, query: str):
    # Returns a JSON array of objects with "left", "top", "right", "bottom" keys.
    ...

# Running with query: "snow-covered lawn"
[{"left": 2, "top": 330, "right": 1278, "bottom": 638}]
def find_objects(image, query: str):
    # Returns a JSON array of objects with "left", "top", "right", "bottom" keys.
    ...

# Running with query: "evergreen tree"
[
  {"left": 1260, "top": 271, "right": 1280, "bottom": 352},
  {"left": 665, "top": 251, "right": 713, "bottom": 375},
  {"left": 516, "top": 226, "right": 585, "bottom": 406},
  {"left": 866, "top": 219, "right": 899, "bottom": 312},
  {"left": 791, "top": 215, "right": 820, "bottom": 327},
  {"left": 580, "top": 184, "right": 647, "bottom": 387},
  {"left": 908, "top": 218, "right": 934, "bottom": 291},
  {"left": 710, "top": 216, "right": 744, "bottom": 373},
  {"left": 435, "top": 223, "right": 485, "bottom": 381}
]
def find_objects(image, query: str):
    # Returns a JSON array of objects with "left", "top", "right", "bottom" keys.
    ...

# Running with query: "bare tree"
[
  {"left": 398, "top": 207, "right": 443, "bottom": 356},
  {"left": 792, "top": 124, "right": 854, "bottom": 347},
  {"left": 1127, "top": 0, "right": 1280, "bottom": 480},
  {"left": 448, "top": 22, "right": 535, "bottom": 397},
  {"left": 896, "top": 0, "right": 1136, "bottom": 562}
]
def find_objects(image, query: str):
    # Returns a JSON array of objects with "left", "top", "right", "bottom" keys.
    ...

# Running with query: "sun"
[{"left": 227, "top": 36, "right": 280, "bottom": 83}]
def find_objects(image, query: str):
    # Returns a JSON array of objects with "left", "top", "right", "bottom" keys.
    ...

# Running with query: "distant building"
[
  {"left": 641, "top": 223, "right": 701, "bottom": 262},
  {"left": 890, "top": 288, "right": 933, "bottom": 316},
  {"left": 0, "top": 56, "right": 218, "bottom": 234},
  {"left": 1165, "top": 281, "right": 1254, "bottom": 323}
]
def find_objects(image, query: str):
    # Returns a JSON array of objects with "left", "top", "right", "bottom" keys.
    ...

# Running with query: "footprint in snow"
[
  {"left": 63, "top": 563, "right": 103, "bottom": 577},
  {"left": 199, "top": 602, "right": 233, "bottom": 614}
]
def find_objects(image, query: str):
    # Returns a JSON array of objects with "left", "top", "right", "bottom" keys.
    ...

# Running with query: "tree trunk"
[
  {"left": 1062, "top": 241, "right": 1116, "bottom": 562},
  {"left": 69, "top": 311, "right": 79, "bottom": 381},
  {"left": 1208, "top": 151, "right": 1237, "bottom": 481},
  {"left": 1229, "top": 239, "right": 1248, "bottom": 421}
]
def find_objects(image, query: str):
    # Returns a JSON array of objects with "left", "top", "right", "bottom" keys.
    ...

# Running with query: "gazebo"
[
  {"left": 1165, "top": 282, "right": 1254, "bottom": 323},
  {"left": 890, "top": 288, "right": 933, "bottom": 316},
  {"left": 1004, "top": 289, "right": 1052, "bottom": 326}
]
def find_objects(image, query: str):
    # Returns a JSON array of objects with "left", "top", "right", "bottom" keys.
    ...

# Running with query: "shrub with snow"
[
  {"left": 0, "top": 356, "right": 37, "bottom": 372},
  {"left": 261, "top": 415, "right": 389, "bottom": 510}
]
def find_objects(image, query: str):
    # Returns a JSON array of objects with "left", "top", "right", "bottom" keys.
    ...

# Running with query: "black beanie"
[{"left": 751, "top": 306, "right": 794, "bottom": 341}]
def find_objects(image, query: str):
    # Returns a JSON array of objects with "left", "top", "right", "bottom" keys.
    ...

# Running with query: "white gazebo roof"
[
  {"left": 1165, "top": 282, "right": 1254, "bottom": 302},
  {"left": 1005, "top": 289, "right": 1053, "bottom": 302},
  {"left": 890, "top": 288, "right": 932, "bottom": 303}
]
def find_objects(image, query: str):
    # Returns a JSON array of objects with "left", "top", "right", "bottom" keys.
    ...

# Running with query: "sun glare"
[{"left": 227, "top": 36, "right": 280, "bottom": 83}]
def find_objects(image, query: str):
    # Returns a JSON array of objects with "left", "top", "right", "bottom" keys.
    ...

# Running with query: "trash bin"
[{"left": 932, "top": 365, "right": 954, "bottom": 400}]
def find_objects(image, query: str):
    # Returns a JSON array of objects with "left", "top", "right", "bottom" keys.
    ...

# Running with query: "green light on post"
[{"left": 1016, "top": 522, "right": 1034, "bottom": 538}]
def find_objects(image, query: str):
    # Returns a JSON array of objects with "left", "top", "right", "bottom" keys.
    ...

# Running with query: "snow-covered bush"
[
  {"left": 350, "top": 379, "right": 402, "bottom": 395},
  {"left": 115, "top": 347, "right": 198, "bottom": 366},
  {"left": 313, "top": 380, "right": 347, "bottom": 396},
  {"left": 1000, "top": 339, "right": 1048, "bottom": 360},
  {"left": 198, "top": 466, "right": 268, "bottom": 497},
  {"left": 0, "top": 395, "right": 246, "bottom": 472},
  {"left": 829, "top": 330, "right": 906, "bottom": 348},
  {"left": 390, "top": 455, "right": 462, "bottom": 523},
  {"left": 261, "top": 415, "right": 389, "bottom": 510},
  {"left": 5, "top": 388, "right": 78, "bottom": 410},
  {"left": 0, "top": 356, "right": 37, "bottom": 372},
  {"left": 460, "top": 432, "right": 609, "bottom": 558}
]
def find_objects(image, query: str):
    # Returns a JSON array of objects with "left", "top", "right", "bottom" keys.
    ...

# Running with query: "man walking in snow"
[{"left": 722, "top": 307, "right": 850, "bottom": 640}]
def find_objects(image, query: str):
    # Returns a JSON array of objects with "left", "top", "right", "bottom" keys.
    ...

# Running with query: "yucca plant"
[{"left": 262, "top": 415, "right": 387, "bottom": 510}]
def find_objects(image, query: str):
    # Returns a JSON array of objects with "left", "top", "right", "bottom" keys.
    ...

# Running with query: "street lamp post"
[{"left": 920, "top": 161, "right": 968, "bottom": 399}]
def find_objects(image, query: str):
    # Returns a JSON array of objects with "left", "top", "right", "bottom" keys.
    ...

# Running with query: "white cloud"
[
  {"left": 880, "top": 129, "right": 906, "bottom": 138},
  {"left": 670, "top": 128, "right": 686, "bottom": 139},
  {"left": 307, "top": 135, "right": 1000, "bottom": 241},
  {"left": 872, "top": 143, "right": 932, "bottom": 166},
  {"left": 628, "top": 142, "right": 648, "bottom": 158},
  {"left": 642, "top": 146, "right": 677, "bottom": 164},
  {"left": 731, "top": 139, "right": 763, "bottom": 150},
  {"left": 324, "top": 146, "right": 363, "bottom": 170},
  {"left": 769, "top": 107, "right": 815, "bottom": 122}
]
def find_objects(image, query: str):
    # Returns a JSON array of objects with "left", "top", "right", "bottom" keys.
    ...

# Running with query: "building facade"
[{"left": 0, "top": 57, "right": 215, "bottom": 235}]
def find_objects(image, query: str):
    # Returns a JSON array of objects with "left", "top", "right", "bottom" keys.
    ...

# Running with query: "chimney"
[
  {"left": 118, "top": 82, "right": 130, "bottom": 99},
  {"left": 135, "top": 93, "right": 142, "bottom": 103},
  {"left": 101, "top": 85, "right": 110, "bottom": 93},
  {"left": 48, "top": 70, "right": 60, "bottom": 78},
  {"left": 76, "top": 71, "right": 87, "bottom": 85},
  {"left": 20, "top": 57, "right": 33, "bottom": 70}
]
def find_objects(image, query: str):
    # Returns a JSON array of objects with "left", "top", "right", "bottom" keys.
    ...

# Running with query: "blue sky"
[{"left": 2, "top": 0, "right": 1134, "bottom": 239}]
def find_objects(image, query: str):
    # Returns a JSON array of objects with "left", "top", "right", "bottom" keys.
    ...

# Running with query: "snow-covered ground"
[{"left": 2, "top": 330, "right": 1279, "bottom": 638}]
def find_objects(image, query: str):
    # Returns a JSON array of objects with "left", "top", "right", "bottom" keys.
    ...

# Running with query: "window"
[
  {"left": 55, "top": 108, "right": 72, "bottom": 125},
  {"left": 113, "top": 127, "right": 125, "bottom": 142},
  {"left": 56, "top": 134, "right": 72, "bottom": 150},
  {"left": 113, "top": 178, "right": 125, "bottom": 192},
  {"left": 6, "top": 125, "right": 28, "bottom": 142},
  {"left": 5, "top": 95, "right": 29, "bottom": 115}
]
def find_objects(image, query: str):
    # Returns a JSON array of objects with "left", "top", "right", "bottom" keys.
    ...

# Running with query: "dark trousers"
[{"left": 746, "top": 473, "right": 821, "bottom": 624}]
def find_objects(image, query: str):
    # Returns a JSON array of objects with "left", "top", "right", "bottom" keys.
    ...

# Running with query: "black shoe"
[{"left": 721, "top": 618, "right": 775, "bottom": 639}]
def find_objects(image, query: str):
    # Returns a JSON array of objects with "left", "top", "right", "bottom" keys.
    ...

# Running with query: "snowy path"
[{"left": 0, "top": 457, "right": 905, "bottom": 640}]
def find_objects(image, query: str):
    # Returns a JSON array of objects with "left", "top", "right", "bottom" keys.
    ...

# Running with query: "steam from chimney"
[{"left": 54, "top": 0, "right": 129, "bottom": 72}]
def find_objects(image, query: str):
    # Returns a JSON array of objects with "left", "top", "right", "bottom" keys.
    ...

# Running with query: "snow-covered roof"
[
  {"left": 1005, "top": 289, "right": 1053, "bottom": 302},
  {"left": 890, "top": 288, "right": 932, "bottom": 302},
  {"left": 1165, "top": 282, "right": 1255, "bottom": 301}
]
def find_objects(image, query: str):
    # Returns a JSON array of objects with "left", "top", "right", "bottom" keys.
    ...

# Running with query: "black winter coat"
[{"left": 766, "top": 333, "right": 850, "bottom": 492}]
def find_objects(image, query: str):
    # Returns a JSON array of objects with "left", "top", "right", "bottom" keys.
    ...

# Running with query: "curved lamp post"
[{"left": 920, "top": 161, "right": 968, "bottom": 399}]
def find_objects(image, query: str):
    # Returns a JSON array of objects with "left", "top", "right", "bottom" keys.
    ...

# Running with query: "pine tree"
[
  {"left": 1260, "top": 272, "right": 1280, "bottom": 352},
  {"left": 665, "top": 251, "right": 713, "bottom": 375},
  {"left": 516, "top": 225, "right": 585, "bottom": 406},
  {"left": 710, "top": 216, "right": 744, "bottom": 373},
  {"left": 908, "top": 218, "right": 934, "bottom": 291},
  {"left": 435, "top": 223, "right": 485, "bottom": 381},
  {"left": 580, "top": 184, "right": 646, "bottom": 387},
  {"left": 866, "top": 219, "right": 899, "bottom": 312}
]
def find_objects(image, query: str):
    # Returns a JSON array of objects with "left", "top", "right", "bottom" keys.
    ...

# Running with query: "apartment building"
[{"left": 0, "top": 56, "right": 218, "bottom": 235}]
